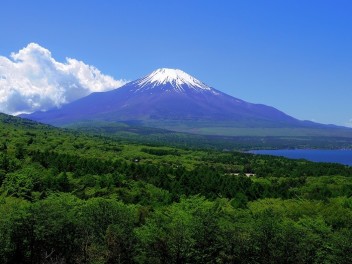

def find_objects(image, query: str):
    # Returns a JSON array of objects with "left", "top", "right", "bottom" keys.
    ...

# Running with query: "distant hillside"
[{"left": 67, "top": 120, "right": 352, "bottom": 150}]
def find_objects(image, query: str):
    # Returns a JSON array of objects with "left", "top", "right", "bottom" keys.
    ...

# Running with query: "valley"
[{"left": 66, "top": 120, "right": 352, "bottom": 150}]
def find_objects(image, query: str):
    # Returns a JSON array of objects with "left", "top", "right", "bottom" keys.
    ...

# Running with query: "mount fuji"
[{"left": 22, "top": 68, "right": 347, "bottom": 136}]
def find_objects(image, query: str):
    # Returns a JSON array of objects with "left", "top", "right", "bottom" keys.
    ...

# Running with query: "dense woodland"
[{"left": 1, "top": 113, "right": 352, "bottom": 263}]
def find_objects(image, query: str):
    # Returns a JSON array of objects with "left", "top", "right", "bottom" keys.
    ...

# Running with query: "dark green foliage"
[{"left": 141, "top": 147, "right": 180, "bottom": 156}]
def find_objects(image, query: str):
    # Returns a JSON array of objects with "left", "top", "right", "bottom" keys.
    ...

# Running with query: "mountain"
[{"left": 22, "top": 68, "right": 351, "bottom": 136}]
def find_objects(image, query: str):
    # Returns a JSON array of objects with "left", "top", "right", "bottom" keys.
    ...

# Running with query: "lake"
[{"left": 249, "top": 149, "right": 352, "bottom": 166}]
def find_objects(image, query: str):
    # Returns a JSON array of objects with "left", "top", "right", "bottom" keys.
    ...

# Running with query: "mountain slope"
[{"left": 22, "top": 68, "right": 349, "bottom": 136}]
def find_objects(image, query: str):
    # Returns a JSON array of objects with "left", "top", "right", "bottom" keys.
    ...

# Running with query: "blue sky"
[{"left": 1, "top": 0, "right": 352, "bottom": 126}]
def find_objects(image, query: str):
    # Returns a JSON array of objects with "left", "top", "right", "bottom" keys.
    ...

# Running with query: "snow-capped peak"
[{"left": 135, "top": 68, "right": 212, "bottom": 92}]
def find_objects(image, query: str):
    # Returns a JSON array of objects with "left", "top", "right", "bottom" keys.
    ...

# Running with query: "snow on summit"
[{"left": 135, "top": 68, "right": 212, "bottom": 92}]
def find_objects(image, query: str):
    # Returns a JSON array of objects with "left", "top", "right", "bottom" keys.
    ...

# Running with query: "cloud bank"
[{"left": 0, "top": 43, "right": 127, "bottom": 115}]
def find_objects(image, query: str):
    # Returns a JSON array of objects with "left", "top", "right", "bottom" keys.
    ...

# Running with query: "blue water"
[{"left": 249, "top": 149, "right": 352, "bottom": 166}]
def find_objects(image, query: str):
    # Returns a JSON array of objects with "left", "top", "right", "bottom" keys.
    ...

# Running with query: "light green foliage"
[
  {"left": 0, "top": 197, "right": 30, "bottom": 263},
  {"left": 136, "top": 196, "right": 222, "bottom": 263},
  {"left": 2, "top": 170, "right": 34, "bottom": 198},
  {"left": 73, "top": 198, "right": 138, "bottom": 263}
]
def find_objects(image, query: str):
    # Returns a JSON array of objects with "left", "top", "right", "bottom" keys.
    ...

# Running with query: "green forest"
[{"left": 1, "top": 113, "right": 352, "bottom": 264}]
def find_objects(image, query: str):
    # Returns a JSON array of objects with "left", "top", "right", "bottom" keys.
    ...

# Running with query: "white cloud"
[{"left": 0, "top": 43, "right": 127, "bottom": 115}]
